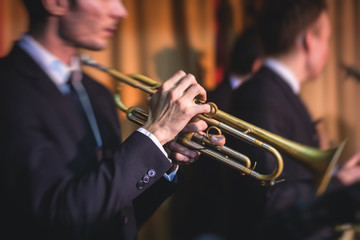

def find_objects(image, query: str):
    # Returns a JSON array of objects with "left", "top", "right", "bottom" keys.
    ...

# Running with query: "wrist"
[{"left": 142, "top": 123, "right": 170, "bottom": 145}]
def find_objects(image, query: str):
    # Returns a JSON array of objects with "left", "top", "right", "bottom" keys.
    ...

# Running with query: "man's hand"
[
  {"left": 336, "top": 152, "right": 360, "bottom": 186},
  {"left": 167, "top": 119, "right": 226, "bottom": 164},
  {"left": 143, "top": 70, "right": 211, "bottom": 145}
]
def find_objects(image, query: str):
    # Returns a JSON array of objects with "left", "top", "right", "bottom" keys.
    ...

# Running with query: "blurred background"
[{"left": 1, "top": 0, "right": 360, "bottom": 239}]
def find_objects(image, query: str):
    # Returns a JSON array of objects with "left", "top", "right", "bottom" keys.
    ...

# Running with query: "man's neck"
[
  {"left": 273, "top": 53, "right": 308, "bottom": 84},
  {"left": 264, "top": 57, "right": 301, "bottom": 94},
  {"left": 29, "top": 27, "right": 76, "bottom": 65}
]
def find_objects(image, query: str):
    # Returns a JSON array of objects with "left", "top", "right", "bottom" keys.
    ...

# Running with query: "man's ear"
[
  {"left": 41, "top": 0, "right": 69, "bottom": 16},
  {"left": 302, "top": 29, "right": 315, "bottom": 54},
  {"left": 251, "top": 58, "right": 263, "bottom": 74}
]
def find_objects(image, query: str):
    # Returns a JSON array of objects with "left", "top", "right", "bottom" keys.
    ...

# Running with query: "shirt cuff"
[
  {"left": 136, "top": 127, "right": 178, "bottom": 182},
  {"left": 163, "top": 165, "right": 179, "bottom": 182}
]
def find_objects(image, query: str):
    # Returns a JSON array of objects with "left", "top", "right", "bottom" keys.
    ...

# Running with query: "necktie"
[{"left": 68, "top": 71, "right": 103, "bottom": 147}]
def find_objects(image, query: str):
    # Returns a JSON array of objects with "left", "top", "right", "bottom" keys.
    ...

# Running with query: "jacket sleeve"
[
  {"left": 133, "top": 167, "right": 183, "bottom": 228},
  {"left": 0, "top": 72, "right": 174, "bottom": 236}
]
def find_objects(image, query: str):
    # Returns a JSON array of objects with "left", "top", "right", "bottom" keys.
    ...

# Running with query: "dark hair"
[
  {"left": 257, "top": 0, "right": 327, "bottom": 56},
  {"left": 22, "top": 0, "right": 48, "bottom": 25},
  {"left": 230, "top": 27, "right": 263, "bottom": 76},
  {"left": 22, "top": 0, "right": 77, "bottom": 26}
]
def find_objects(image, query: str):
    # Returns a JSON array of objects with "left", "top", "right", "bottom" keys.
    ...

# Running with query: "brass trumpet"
[{"left": 81, "top": 54, "right": 346, "bottom": 195}]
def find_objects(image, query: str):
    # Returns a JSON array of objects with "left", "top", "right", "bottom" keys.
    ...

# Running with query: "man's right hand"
[{"left": 142, "top": 70, "right": 211, "bottom": 145}]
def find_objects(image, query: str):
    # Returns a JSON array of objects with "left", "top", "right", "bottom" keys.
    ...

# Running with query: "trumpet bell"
[
  {"left": 313, "top": 140, "right": 347, "bottom": 196},
  {"left": 203, "top": 107, "right": 347, "bottom": 195}
]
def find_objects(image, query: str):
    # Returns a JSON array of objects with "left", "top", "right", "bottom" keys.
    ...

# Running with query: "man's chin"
[{"left": 80, "top": 42, "right": 107, "bottom": 51}]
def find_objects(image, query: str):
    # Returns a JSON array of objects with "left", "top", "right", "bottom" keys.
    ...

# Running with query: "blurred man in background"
[
  {"left": 227, "top": 0, "right": 360, "bottom": 239},
  {"left": 257, "top": 153, "right": 360, "bottom": 239},
  {"left": 207, "top": 26, "right": 264, "bottom": 111}
]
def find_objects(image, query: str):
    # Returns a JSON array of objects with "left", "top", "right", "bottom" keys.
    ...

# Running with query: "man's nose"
[{"left": 111, "top": 0, "right": 129, "bottom": 20}]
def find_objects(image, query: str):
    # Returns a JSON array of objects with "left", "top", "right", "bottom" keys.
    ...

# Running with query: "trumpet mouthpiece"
[{"left": 80, "top": 54, "right": 107, "bottom": 71}]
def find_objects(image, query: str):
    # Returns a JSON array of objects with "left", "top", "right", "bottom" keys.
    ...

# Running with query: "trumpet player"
[{"left": 0, "top": 1, "right": 224, "bottom": 240}]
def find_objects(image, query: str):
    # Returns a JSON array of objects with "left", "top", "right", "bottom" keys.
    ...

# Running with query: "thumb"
[{"left": 194, "top": 103, "right": 211, "bottom": 115}]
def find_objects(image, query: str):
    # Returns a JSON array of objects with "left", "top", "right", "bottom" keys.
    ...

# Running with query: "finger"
[
  {"left": 181, "top": 80, "right": 207, "bottom": 102},
  {"left": 338, "top": 167, "right": 360, "bottom": 186},
  {"left": 182, "top": 120, "right": 208, "bottom": 133},
  {"left": 170, "top": 152, "right": 190, "bottom": 163},
  {"left": 172, "top": 74, "right": 197, "bottom": 97},
  {"left": 171, "top": 151, "right": 200, "bottom": 165},
  {"left": 181, "top": 84, "right": 211, "bottom": 114},
  {"left": 146, "top": 91, "right": 159, "bottom": 109},
  {"left": 161, "top": 70, "right": 187, "bottom": 91},
  {"left": 343, "top": 152, "right": 360, "bottom": 168},
  {"left": 209, "top": 134, "right": 226, "bottom": 146},
  {"left": 168, "top": 141, "right": 198, "bottom": 159},
  {"left": 162, "top": 74, "right": 199, "bottom": 105},
  {"left": 160, "top": 73, "right": 197, "bottom": 106}
]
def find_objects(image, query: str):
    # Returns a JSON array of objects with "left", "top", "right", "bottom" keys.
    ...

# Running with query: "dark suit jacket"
[
  {"left": 207, "top": 75, "right": 233, "bottom": 111},
  {"left": 225, "top": 66, "right": 341, "bottom": 239},
  {"left": 0, "top": 45, "right": 178, "bottom": 240}
]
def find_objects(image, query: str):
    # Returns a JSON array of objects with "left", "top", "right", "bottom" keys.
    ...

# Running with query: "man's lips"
[{"left": 104, "top": 28, "right": 117, "bottom": 36}]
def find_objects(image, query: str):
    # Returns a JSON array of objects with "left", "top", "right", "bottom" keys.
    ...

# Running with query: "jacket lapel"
[
  {"left": 264, "top": 67, "right": 319, "bottom": 146},
  {"left": 8, "top": 45, "right": 85, "bottom": 139}
]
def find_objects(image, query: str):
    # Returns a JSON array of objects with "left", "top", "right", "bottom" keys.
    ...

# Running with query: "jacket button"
[
  {"left": 148, "top": 169, "right": 156, "bottom": 177},
  {"left": 137, "top": 180, "right": 145, "bottom": 189},
  {"left": 143, "top": 175, "right": 150, "bottom": 183}
]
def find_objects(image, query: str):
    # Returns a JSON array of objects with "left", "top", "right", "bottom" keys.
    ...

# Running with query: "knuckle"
[
  {"left": 161, "top": 81, "right": 171, "bottom": 91},
  {"left": 191, "top": 83, "right": 202, "bottom": 94},
  {"left": 177, "top": 70, "right": 186, "bottom": 76},
  {"left": 176, "top": 98, "right": 185, "bottom": 108},
  {"left": 168, "top": 90, "right": 177, "bottom": 103},
  {"left": 177, "top": 100, "right": 191, "bottom": 115},
  {"left": 186, "top": 74, "right": 197, "bottom": 83}
]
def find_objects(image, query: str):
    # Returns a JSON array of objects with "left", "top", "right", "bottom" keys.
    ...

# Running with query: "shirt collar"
[
  {"left": 228, "top": 73, "right": 253, "bottom": 90},
  {"left": 229, "top": 74, "right": 242, "bottom": 90},
  {"left": 18, "top": 34, "right": 81, "bottom": 93},
  {"left": 264, "top": 58, "right": 300, "bottom": 94}
]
